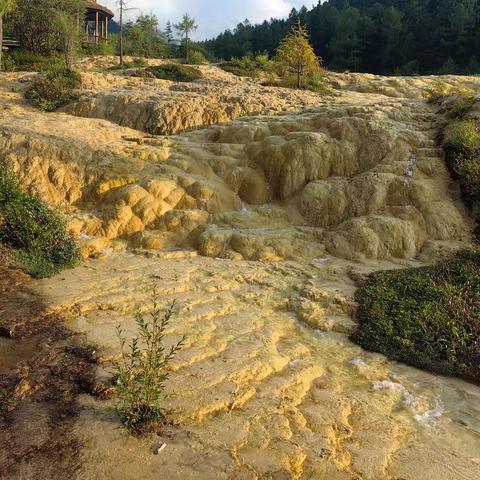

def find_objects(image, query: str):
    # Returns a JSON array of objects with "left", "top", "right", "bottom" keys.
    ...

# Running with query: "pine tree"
[
  {"left": 174, "top": 13, "right": 198, "bottom": 62},
  {"left": 165, "top": 21, "right": 174, "bottom": 45},
  {"left": 275, "top": 21, "right": 321, "bottom": 88}
]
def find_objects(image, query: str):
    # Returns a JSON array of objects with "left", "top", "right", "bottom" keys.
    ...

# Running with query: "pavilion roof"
[{"left": 85, "top": 1, "right": 114, "bottom": 18}]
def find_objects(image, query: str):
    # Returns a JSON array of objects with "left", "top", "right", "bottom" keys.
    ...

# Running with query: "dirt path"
[{"left": 0, "top": 251, "right": 98, "bottom": 480}]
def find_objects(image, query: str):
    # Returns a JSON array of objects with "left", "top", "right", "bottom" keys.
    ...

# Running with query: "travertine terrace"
[{"left": 1, "top": 58, "right": 479, "bottom": 479}]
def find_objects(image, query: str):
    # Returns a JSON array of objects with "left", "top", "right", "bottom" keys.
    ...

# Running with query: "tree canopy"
[
  {"left": 204, "top": 0, "right": 480, "bottom": 75},
  {"left": 123, "top": 15, "right": 169, "bottom": 58}
]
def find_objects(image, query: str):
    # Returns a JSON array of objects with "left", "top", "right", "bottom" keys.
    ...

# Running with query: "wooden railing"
[
  {"left": 83, "top": 34, "right": 108, "bottom": 45},
  {"left": 1, "top": 38, "right": 20, "bottom": 49}
]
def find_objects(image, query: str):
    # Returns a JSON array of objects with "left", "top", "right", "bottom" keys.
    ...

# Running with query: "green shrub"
[
  {"left": 113, "top": 296, "right": 184, "bottom": 431},
  {"left": 25, "top": 66, "right": 81, "bottom": 111},
  {"left": 2, "top": 50, "right": 52, "bottom": 72},
  {"left": 133, "top": 63, "right": 202, "bottom": 82},
  {"left": 82, "top": 39, "right": 118, "bottom": 57},
  {"left": 262, "top": 73, "right": 329, "bottom": 93},
  {"left": 1, "top": 53, "right": 16, "bottom": 72},
  {"left": 130, "top": 57, "right": 148, "bottom": 68},
  {"left": 455, "top": 156, "right": 480, "bottom": 199},
  {"left": 0, "top": 163, "right": 80, "bottom": 278},
  {"left": 187, "top": 50, "right": 208, "bottom": 65},
  {"left": 353, "top": 249, "right": 480, "bottom": 384},
  {"left": 219, "top": 54, "right": 274, "bottom": 78},
  {"left": 423, "top": 80, "right": 450, "bottom": 102},
  {"left": 445, "top": 120, "right": 479, "bottom": 153},
  {"left": 445, "top": 88, "right": 477, "bottom": 119}
]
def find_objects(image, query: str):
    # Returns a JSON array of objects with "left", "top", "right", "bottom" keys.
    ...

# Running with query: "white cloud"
[{"left": 101, "top": 0, "right": 311, "bottom": 39}]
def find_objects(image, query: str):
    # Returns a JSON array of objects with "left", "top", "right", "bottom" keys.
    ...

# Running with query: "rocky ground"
[{"left": 1, "top": 58, "right": 480, "bottom": 479}]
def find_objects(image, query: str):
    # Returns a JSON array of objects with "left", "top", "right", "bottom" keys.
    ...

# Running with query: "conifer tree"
[
  {"left": 275, "top": 21, "right": 320, "bottom": 88},
  {"left": 174, "top": 13, "right": 197, "bottom": 62}
]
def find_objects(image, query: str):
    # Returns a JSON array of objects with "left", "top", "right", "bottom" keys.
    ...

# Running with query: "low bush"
[
  {"left": 188, "top": 50, "right": 208, "bottom": 65},
  {"left": 263, "top": 73, "right": 329, "bottom": 93},
  {"left": 1, "top": 50, "right": 52, "bottom": 72},
  {"left": 444, "top": 120, "right": 479, "bottom": 153},
  {"left": 219, "top": 53, "right": 274, "bottom": 78},
  {"left": 25, "top": 65, "right": 81, "bottom": 111},
  {"left": 445, "top": 88, "right": 477, "bottom": 119},
  {"left": 133, "top": 63, "right": 202, "bottom": 82},
  {"left": 423, "top": 80, "right": 450, "bottom": 102},
  {"left": 113, "top": 296, "right": 185, "bottom": 432},
  {"left": 455, "top": 156, "right": 480, "bottom": 199},
  {"left": 0, "top": 162, "right": 80, "bottom": 278},
  {"left": 353, "top": 249, "right": 480, "bottom": 384}
]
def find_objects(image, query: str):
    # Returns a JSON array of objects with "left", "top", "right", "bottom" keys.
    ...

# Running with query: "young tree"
[
  {"left": 275, "top": 21, "right": 321, "bottom": 89},
  {"left": 55, "top": 0, "right": 84, "bottom": 69},
  {"left": 165, "top": 20, "right": 174, "bottom": 45},
  {"left": 0, "top": 0, "right": 16, "bottom": 70},
  {"left": 174, "top": 13, "right": 197, "bottom": 62}
]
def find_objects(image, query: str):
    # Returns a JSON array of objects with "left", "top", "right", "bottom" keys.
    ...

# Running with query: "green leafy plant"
[
  {"left": 445, "top": 120, "right": 479, "bottom": 153},
  {"left": 353, "top": 249, "right": 480, "bottom": 384},
  {"left": 113, "top": 295, "right": 185, "bottom": 431},
  {"left": 133, "top": 63, "right": 202, "bottom": 82},
  {"left": 0, "top": 161, "right": 80, "bottom": 278},
  {"left": 25, "top": 65, "right": 81, "bottom": 111}
]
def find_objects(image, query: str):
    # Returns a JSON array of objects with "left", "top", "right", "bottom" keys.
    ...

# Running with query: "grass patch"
[
  {"left": 133, "top": 63, "right": 202, "bottom": 82},
  {"left": 25, "top": 65, "right": 81, "bottom": 111},
  {"left": 113, "top": 295, "right": 184, "bottom": 432},
  {"left": 353, "top": 249, "right": 480, "bottom": 384},
  {"left": 0, "top": 162, "right": 80, "bottom": 278}
]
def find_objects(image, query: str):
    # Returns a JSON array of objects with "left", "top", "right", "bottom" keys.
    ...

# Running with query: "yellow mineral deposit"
[{"left": 1, "top": 58, "right": 479, "bottom": 479}]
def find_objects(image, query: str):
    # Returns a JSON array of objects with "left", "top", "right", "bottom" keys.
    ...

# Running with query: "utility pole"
[
  {"left": 119, "top": 0, "right": 124, "bottom": 65},
  {"left": 117, "top": 0, "right": 139, "bottom": 67}
]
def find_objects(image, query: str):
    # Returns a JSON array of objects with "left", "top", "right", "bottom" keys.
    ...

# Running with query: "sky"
[{"left": 102, "top": 0, "right": 313, "bottom": 40}]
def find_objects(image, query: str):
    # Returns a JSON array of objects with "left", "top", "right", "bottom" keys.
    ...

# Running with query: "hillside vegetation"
[
  {"left": 0, "top": 163, "right": 79, "bottom": 278},
  {"left": 206, "top": 0, "right": 480, "bottom": 75}
]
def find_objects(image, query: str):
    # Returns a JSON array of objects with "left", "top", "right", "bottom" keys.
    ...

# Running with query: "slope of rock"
[
  {"left": 27, "top": 251, "right": 480, "bottom": 480},
  {"left": 63, "top": 58, "right": 326, "bottom": 135},
  {"left": 1, "top": 64, "right": 480, "bottom": 479},
  {"left": 1, "top": 71, "right": 475, "bottom": 262}
]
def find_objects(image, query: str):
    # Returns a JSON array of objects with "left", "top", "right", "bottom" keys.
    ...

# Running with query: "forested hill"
[{"left": 204, "top": 0, "right": 480, "bottom": 75}]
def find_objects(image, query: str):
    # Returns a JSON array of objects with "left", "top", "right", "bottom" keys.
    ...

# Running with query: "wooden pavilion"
[{"left": 84, "top": 1, "right": 114, "bottom": 45}]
